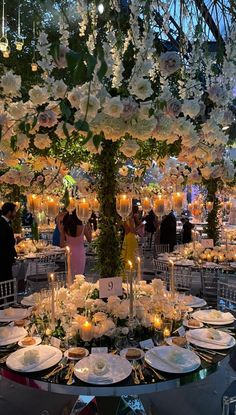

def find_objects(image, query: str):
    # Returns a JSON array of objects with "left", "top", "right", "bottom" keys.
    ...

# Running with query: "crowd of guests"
[{"left": 0, "top": 200, "right": 195, "bottom": 282}]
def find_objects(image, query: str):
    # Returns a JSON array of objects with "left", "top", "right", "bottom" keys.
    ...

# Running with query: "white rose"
[
  {"left": 67, "top": 87, "right": 81, "bottom": 109},
  {"left": 16, "top": 133, "right": 29, "bottom": 149},
  {"left": 139, "top": 101, "right": 152, "bottom": 119},
  {"left": 182, "top": 99, "right": 200, "bottom": 118},
  {"left": 130, "top": 78, "right": 153, "bottom": 100},
  {"left": 29, "top": 86, "right": 49, "bottom": 106},
  {"left": 34, "top": 133, "right": 51, "bottom": 150},
  {"left": 52, "top": 80, "right": 67, "bottom": 99},
  {"left": 103, "top": 96, "right": 123, "bottom": 118},
  {"left": 159, "top": 52, "right": 181, "bottom": 76},
  {"left": 120, "top": 140, "right": 139, "bottom": 158},
  {"left": 1, "top": 71, "right": 21, "bottom": 96},
  {"left": 80, "top": 95, "right": 100, "bottom": 121},
  {"left": 8, "top": 101, "right": 27, "bottom": 119}
]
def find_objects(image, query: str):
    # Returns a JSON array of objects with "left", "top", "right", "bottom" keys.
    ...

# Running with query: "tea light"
[
  {"left": 80, "top": 320, "right": 93, "bottom": 342},
  {"left": 153, "top": 316, "right": 162, "bottom": 330},
  {"left": 116, "top": 194, "right": 132, "bottom": 221},
  {"left": 172, "top": 192, "right": 185, "bottom": 213},
  {"left": 76, "top": 198, "right": 91, "bottom": 224},
  {"left": 163, "top": 327, "right": 171, "bottom": 338}
]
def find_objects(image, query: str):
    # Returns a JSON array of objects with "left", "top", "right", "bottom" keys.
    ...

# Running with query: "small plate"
[
  {"left": 120, "top": 348, "right": 145, "bottom": 361},
  {"left": 18, "top": 337, "right": 42, "bottom": 348},
  {"left": 74, "top": 354, "right": 132, "bottom": 385},
  {"left": 183, "top": 319, "right": 204, "bottom": 329},
  {"left": 64, "top": 348, "right": 89, "bottom": 361}
]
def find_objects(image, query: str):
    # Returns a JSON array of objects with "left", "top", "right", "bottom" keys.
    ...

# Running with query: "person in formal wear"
[
  {"left": 52, "top": 208, "right": 67, "bottom": 247},
  {"left": 0, "top": 203, "right": 17, "bottom": 281},
  {"left": 160, "top": 211, "right": 177, "bottom": 252},
  {"left": 61, "top": 210, "right": 92, "bottom": 277},
  {"left": 181, "top": 217, "right": 195, "bottom": 244},
  {"left": 121, "top": 206, "right": 141, "bottom": 271}
]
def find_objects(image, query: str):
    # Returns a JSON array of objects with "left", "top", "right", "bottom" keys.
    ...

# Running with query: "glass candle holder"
[{"left": 162, "top": 320, "right": 172, "bottom": 340}]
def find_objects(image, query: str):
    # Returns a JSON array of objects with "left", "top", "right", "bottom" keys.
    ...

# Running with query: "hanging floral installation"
[{"left": 0, "top": 0, "right": 235, "bottom": 275}]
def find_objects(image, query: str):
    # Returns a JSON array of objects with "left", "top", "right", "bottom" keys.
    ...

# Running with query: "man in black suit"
[{"left": 0, "top": 202, "right": 17, "bottom": 281}]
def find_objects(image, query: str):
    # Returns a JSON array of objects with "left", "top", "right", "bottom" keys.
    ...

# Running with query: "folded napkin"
[
  {"left": 188, "top": 329, "right": 233, "bottom": 347},
  {"left": 196, "top": 311, "right": 234, "bottom": 323},
  {"left": 0, "top": 308, "right": 30, "bottom": 320},
  {"left": 8, "top": 347, "right": 56, "bottom": 372},
  {"left": 148, "top": 349, "right": 190, "bottom": 371},
  {"left": 0, "top": 327, "right": 25, "bottom": 345}
]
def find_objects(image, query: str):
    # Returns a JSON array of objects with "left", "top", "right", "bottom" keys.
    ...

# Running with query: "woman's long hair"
[{"left": 63, "top": 209, "right": 82, "bottom": 237}]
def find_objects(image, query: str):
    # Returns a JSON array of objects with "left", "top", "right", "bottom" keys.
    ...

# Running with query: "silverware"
[
  {"left": 132, "top": 363, "right": 140, "bottom": 384},
  {"left": 66, "top": 363, "right": 75, "bottom": 385},
  {"left": 42, "top": 359, "right": 68, "bottom": 380},
  {"left": 144, "top": 363, "right": 165, "bottom": 381},
  {"left": 0, "top": 353, "right": 11, "bottom": 364}
]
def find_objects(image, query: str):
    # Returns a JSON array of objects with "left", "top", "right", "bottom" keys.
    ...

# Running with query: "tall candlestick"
[
  {"left": 137, "top": 256, "right": 141, "bottom": 282},
  {"left": 128, "top": 260, "right": 134, "bottom": 319},
  {"left": 49, "top": 273, "right": 55, "bottom": 325},
  {"left": 169, "top": 260, "right": 175, "bottom": 294},
  {"left": 65, "top": 246, "right": 72, "bottom": 287},
  {"left": 225, "top": 230, "right": 228, "bottom": 252}
]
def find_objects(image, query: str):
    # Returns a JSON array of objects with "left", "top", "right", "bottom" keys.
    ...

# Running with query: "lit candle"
[
  {"left": 225, "top": 230, "right": 228, "bottom": 252},
  {"left": 137, "top": 256, "right": 141, "bottom": 282},
  {"left": 153, "top": 315, "right": 162, "bottom": 330},
  {"left": 65, "top": 246, "right": 72, "bottom": 287},
  {"left": 206, "top": 201, "right": 213, "bottom": 212},
  {"left": 116, "top": 194, "right": 132, "bottom": 221},
  {"left": 80, "top": 320, "right": 93, "bottom": 342},
  {"left": 141, "top": 197, "right": 151, "bottom": 213},
  {"left": 49, "top": 273, "right": 55, "bottom": 326},
  {"left": 172, "top": 192, "right": 184, "bottom": 213},
  {"left": 76, "top": 198, "right": 91, "bottom": 224},
  {"left": 128, "top": 260, "right": 134, "bottom": 319},
  {"left": 169, "top": 260, "right": 175, "bottom": 294},
  {"left": 163, "top": 327, "right": 171, "bottom": 338}
]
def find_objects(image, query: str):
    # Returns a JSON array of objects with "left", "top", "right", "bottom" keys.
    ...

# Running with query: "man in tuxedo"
[{"left": 0, "top": 202, "right": 17, "bottom": 281}]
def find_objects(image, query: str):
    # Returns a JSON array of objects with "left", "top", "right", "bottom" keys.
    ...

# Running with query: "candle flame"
[
  {"left": 137, "top": 256, "right": 141, "bottom": 263},
  {"left": 49, "top": 273, "right": 54, "bottom": 281},
  {"left": 65, "top": 246, "right": 70, "bottom": 253},
  {"left": 169, "top": 260, "right": 174, "bottom": 266},
  {"left": 83, "top": 321, "right": 91, "bottom": 328},
  {"left": 128, "top": 260, "right": 133, "bottom": 269}
]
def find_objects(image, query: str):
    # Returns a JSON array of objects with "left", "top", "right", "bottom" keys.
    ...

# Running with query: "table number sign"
[
  {"left": 201, "top": 239, "right": 214, "bottom": 248},
  {"left": 91, "top": 347, "right": 108, "bottom": 354},
  {"left": 139, "top": 338, "right": 154, "bottom": 350},
  {"left": 99, "top": 277, "right": 123, "bottom": 299}
]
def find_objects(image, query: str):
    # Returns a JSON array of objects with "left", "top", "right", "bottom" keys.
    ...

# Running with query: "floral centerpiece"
[
  {"left": 179, "top": 242, "right": 236, "bottom": 263},
  {"left": 32, "top": 275, "right": 190, "bottom": 344}
]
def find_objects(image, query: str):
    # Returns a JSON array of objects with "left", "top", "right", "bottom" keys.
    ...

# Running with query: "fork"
[{"left": 42, "top": 358, "right": 68, "bottom": 380}]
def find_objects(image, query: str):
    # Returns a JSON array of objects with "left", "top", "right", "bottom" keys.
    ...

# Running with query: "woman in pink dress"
[{"left": 62, "top": 210, "right": 92, "bottom": 277}]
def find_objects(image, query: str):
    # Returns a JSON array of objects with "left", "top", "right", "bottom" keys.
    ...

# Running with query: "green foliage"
[{"left": 93, "top": 137, "right": 122, "bottom": 278}]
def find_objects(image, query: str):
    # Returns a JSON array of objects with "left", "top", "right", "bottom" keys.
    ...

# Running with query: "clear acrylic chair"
[
  {"left": 25, "top": 262, "right": 56, "bottom": 294},
  {"left": 0, "top": 278, "right": 17, "bottom": 308},
  {"left": 174, "top": 266, "right": 193, "bottom": 294},
  {"left": 218, "top": 274, "right": 236, "bottom": 315},
  {"left": 201, "top": 268, "right": 218, "bottom": 307},
  {"left": 153, "top": 259, "right": 169, "bottom": 284},
  {"left": 154, "top": 244, "right": 170, "bottom": 259}
]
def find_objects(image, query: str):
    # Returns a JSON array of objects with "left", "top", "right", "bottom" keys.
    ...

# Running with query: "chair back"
[
  {"left": 218, "top": 274, "right": 236, "bottom": 315},
  {"left": 201, "top": 268, "right": 218, "bottom": 307},
  {"left": 153, "top": 259, "right": 169, "bottom": 284},
  {"left": 0, "top": 279, "right": 17, "bottom": 308},
  {"left": 154, "top": 244, "right": 170, "bottom": 259},
  {"left": 174, "top": 266, "right": 192, "bottom": 294}
]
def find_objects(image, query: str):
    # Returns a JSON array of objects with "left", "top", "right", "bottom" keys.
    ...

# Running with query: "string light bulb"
[{"left": 98, "top": 3, "right": 104, "bottom": 14}]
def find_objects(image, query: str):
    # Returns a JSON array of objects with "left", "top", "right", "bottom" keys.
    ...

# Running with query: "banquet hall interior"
[{"left": 0, "top": 0, "right": 236, "bottom": 414}]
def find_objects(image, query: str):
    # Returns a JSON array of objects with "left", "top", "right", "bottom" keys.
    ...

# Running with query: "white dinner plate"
[
  {"left": 120, "top": 348, "right": 145, "bottom": 361},
  {"left": 183, "top": 319, "right": 204, "bottom": 329},
  {"left": 0, "top": 327, "right": 27, "bottom": 346},
  {"left": 192, "top": 310, "right": 235, "bottom": 325},
  {"left": 18, "top": 337, "right": 42, "bottom": 348},
  {"left": 64, "top": 348, "right": 89, "bottom": 361},
  {"left": 0, "top": 308, "right": 32, "bottom": 322},
  {"left": 145, "top": 346, "right": 201, "bottom": 374},
  {"left": 21, "top": 295, "right": 35, "bottom": 307},
  {"left": 186, "top": 329, "right": 235, "bottom": 350},
  {"left": 74, "top": 354, "right": 132, "bottom": 384},
  {"left": 6, "top": 345, "right": 62, "bottom": 372}
]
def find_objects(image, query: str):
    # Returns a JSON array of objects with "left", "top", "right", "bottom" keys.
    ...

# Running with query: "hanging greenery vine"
[{"left": 204, "top": 178, "right": 221, "bottom": 245}]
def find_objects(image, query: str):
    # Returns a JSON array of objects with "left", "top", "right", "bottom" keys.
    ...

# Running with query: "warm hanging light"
[
  {"left": 31, "top": 21, "right": 37, "bottom": 71},
  {"left": 76, "top": 197, "right": 92, "bottom": 224},
  {"left": 31, "top": 60, "right": 38, "bottom": 72},
  {"left": 2, "top": 45, "right": 9, "bottom": 57},
  {"left": 141, "top": 197, "right": 152, "bottom": 213},
  {"left": 172, "top": 192, "right": 186, "bottom": 214},
  {"left": 90, "top": 197, "right": 100, "bottom": 214},
  {"left": 98, "top": 3, "right": 104, "bottom": 14},
  {"left": 15, "top": 4, "right": 23, "bottom": 51},
  {"left": 116, "top": 194, "right": 132, "bottom": 221},
  {"left": 206, "top": 201, "right": 213, "bottom": 212},
  {"left": 152, "top": 194, "right": 166, "bottom": 217},
  {"left": 67, "top": 196, "right": 76, "bottom": 214}
]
